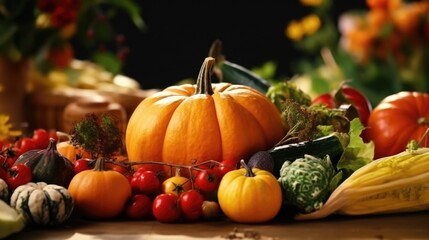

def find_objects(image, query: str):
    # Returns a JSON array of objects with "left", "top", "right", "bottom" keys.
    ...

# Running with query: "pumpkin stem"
[
  {"left": 195, "top": 57, "right": 215, "bottom": 95},
  {"left": 93, "top": 157, "right": 106, "bottom": 171},
  {"left": 240, "top": 159, "right": 255, "bottom": 177}
]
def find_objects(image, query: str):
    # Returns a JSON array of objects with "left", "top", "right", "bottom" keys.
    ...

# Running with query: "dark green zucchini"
[
  {"left": 269, "top": 132, "right": 348, "bottom": 177},
  {"left": 208, "top": 39, "right": 271, "bottom": 94},
  {"left": 219, "top": 61, "right": 271, "bottom": 94}
]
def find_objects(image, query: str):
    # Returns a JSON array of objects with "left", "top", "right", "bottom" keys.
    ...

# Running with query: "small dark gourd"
[
  {"left": 14, "top": 138, "right": 74, "bottom": 187},
  {"left": 247, "top": 151, "right": 274, "bottom": 173}
]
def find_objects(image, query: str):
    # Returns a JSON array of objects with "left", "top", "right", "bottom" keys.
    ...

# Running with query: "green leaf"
[{"left": 336, "top": 118, "right": 374, "bottom": 172}]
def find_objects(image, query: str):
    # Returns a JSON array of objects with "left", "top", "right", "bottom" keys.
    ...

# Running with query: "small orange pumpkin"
[
  {"left": 67, "top": 158, "right": 131, "bottom": 219},
  {"left": 126, "top": 57, "right": 284, "bottom": 168}
]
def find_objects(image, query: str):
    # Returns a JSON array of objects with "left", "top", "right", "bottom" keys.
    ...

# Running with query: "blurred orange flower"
[
  {"left": 340, "top": 0, "right": 429, "bottom": 65},
  {"left": 285, "top": 0, "right": 429, "bottom": 105}
]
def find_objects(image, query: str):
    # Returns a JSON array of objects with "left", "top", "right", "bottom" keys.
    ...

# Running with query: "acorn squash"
[{"left": 10, "top": 182, "right": 74, "bottom": 226}]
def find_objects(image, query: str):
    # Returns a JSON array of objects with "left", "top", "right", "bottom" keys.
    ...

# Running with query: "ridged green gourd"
[{"left": 10, "top": 182, "right": 74, "bottom": 226}]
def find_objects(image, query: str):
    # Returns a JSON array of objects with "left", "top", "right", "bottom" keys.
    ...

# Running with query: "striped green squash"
[
  {"left": 10, "top": 182, "right": 74, "bottom": 226},
  {"left": 0, "top": 179, "right": 8, "bottom": 203}
]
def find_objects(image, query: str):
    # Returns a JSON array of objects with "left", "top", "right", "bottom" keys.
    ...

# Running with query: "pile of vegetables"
[
  {"left": 2, "top": 42, "right": 429, "bottom": 238},
  {"left": 209, "top": 40, "right": 429, "bottom": 218}
]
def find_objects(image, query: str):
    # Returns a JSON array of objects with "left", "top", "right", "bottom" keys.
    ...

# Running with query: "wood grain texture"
[{"left": 10, "top": 211, "right": 429, "bottom": 239}]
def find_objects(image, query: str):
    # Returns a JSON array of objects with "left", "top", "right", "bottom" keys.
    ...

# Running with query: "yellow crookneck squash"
[{"left": 126, "top": 57, "right": 284, "bottom": 169}]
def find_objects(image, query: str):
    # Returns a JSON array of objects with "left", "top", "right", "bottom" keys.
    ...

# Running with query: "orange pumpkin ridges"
[{"left": 125, "top": 57, "right": 284, "bottom": 173}]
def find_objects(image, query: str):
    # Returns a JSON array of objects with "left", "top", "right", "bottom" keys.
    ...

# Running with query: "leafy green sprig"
[
  {"left": 70, "top": 113, "right": 122, "bottom": 159},
  {"left": 275, "top": 98, "right": 351, "bottom": 146}
]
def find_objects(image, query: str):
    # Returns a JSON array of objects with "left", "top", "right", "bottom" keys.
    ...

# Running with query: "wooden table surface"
[{"left": 8, "top": 210, "right": 429, "bottom": 239}]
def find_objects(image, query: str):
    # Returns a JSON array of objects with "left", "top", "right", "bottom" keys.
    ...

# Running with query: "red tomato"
[
  {"left": 178, "top": 189, "right": 204, "bottom": 221},
  {"left": 19, "top": 137, "right": 37, "bottom": 154},
  {"left": 366, "top": 91, "right": 429, "bottom": 158},
  {"left": 126, "top": 194, "right": 152, "bottom": 220},
  {"left": 130, "top": 169, "right": 161, "bottom": 195},
  {"left": 6, "top": 164, "right": 32, "bottom": 189},
  {"left": 152, "top": 193, "right": 181, "bottom": 223},
  {"left": 215, "top": 159, "right": 237, "bottom": 179},
  {"left": 32, "top": 128, "right": 50, "bottom": 149},
  {"left": 312, "top": 93, "right": 335, "bottom": 108},
  {"left": 194, "top": 169, "right": 219, "bottom": 194},
  {"left": 73, "top": 158, "right": 94, "bottom": 174},
  {"left": 134, "top": 164, "right": 165, "bottom": 182}
]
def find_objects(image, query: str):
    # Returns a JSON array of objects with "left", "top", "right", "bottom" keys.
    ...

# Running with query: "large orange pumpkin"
[{"left": 126, "top": 57, "right": 284, "bottom": 169}]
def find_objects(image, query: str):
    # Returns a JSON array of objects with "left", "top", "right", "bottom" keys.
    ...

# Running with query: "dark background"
[{"left": 85, "top": 1, "right": 367, "bottom": 90}]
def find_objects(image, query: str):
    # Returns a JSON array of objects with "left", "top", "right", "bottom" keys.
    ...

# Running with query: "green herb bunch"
[{"left": 70, "top": 113, "right": 123, "bottom": 159}]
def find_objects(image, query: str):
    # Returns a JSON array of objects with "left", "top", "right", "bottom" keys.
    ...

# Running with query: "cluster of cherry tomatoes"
[
  {"left": 0, "top": 128, "right": 58, "bottom": 190},
  {"left": 133, "top": 160, "right": 236, "bottom": 222},
  {"left": 74, "top": 157, "right": 238, "bottom": 222}
]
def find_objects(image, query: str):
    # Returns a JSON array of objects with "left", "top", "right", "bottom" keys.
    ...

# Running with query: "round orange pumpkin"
[
  {"left": 68, "top": 158, "right": 131, "bottom": 219},
  {"left": 126, "top": 57, "right": 284, "bottom": 169}
]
